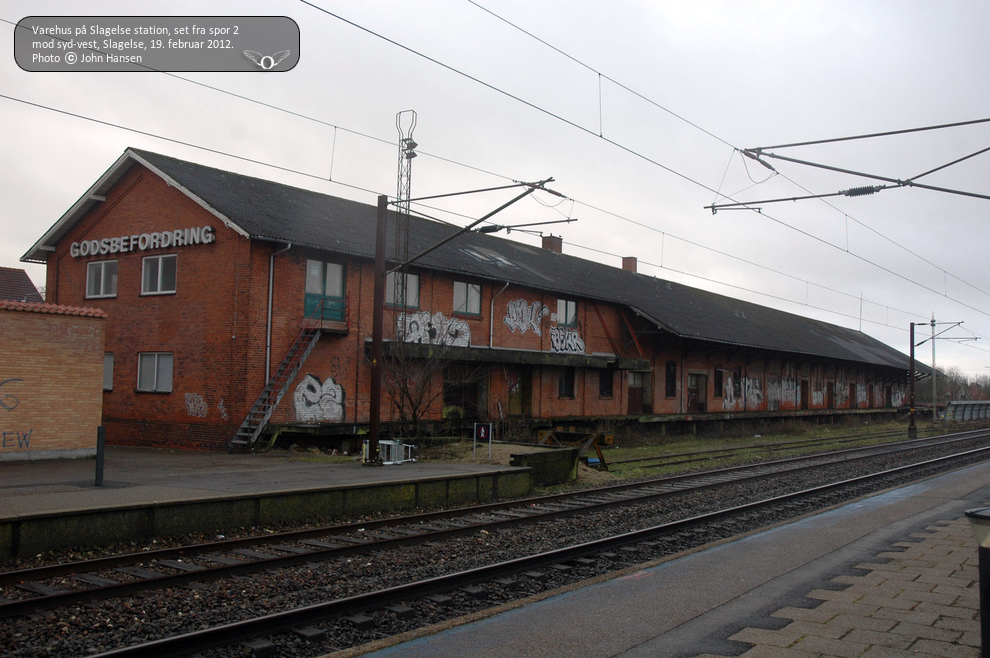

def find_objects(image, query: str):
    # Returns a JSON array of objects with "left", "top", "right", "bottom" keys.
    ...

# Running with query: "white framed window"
[
  {"left": 385, "top": 271, "right": 419, "bottom": 308},
  {"left": 142, "top": 254, "right": 177, "bottom": 295},
  {"left": 103, "top": 353, "right": 114, "bottom": 391},
  {"left": 453, "top": 281, "right": 481, "bottom": 315},
  {"left": 86, "top": 261, "right": 118, "bottom": 298},
  {"left": 137, "top": 352, "right": 173, "bottom": 392},
  {"left": 557, "top": 298, "right": 578, "bottom": 326}
]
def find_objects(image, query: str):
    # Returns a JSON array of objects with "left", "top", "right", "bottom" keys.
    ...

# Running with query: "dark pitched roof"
[
  {"left": 0, "top": 267, "right": 43, "bottom": 303},
  {"left": 27, "top": 148, "right": 917, "bottom": 372}
]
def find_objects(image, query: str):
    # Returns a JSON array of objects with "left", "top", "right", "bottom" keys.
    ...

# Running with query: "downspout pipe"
[
  {"left": 490, "top": 281, "right": 510, "bottom": 348},
  {"left": 266, "top": 243, "right": 293, "bottom": 377}
]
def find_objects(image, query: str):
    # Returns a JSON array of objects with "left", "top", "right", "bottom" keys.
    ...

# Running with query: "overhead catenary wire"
[
  {"left": 4, "top": 11, "right": 989, "bottom": 344},
  {"left": 6, "top": 10, "right": 981, "bottom": 327},
  {"left": 0, "top": 14, "right": 929, "bottom": 330},
  {"left": 465, "top": 0, "right": 736, "bottom": 150},
  {"left": 455, "top": 1, "right": 988, "bottom": 296},
  {"left": 563, "top": 238, "right": 924, "bottom": 330},
  {"left": 563, "top": 237, "right": 990, "bottom": 360},
  {"left": 4, "top": 81, "right": 988, "bottom": 328},
  {"left": 435, "top": 3, "right": 990, "bottom": 316},
  {"left": 749, "top": 117, "right": 990, "bottom": 151}
]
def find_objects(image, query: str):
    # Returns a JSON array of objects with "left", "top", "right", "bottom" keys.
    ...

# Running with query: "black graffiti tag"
[{"left": 0, "top": 378, "right": 24, "bottom": 411}]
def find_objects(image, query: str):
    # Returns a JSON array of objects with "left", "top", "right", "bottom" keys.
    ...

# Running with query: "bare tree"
[
  {"left": 378, "top": 309, "right": 490, "bottom": 438},
  {"left": 381, "top": 340, "right": 450, "bottom": 437}
]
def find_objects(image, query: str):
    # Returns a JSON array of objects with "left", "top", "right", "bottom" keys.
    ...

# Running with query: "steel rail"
[
  {"left": 2, "top": 429, "right": 985, "bottom": 585},
  {"left": 608, "top": 427, "right": 982, "bottom": 468},
  {"left": 88, "top": 444, "right": 990, "bottom": 658},
  {"left": 0, "top": 427, "right": 938, "bottom": 585},
  {"left": 4, "top": 429, "right": 987, "bottom": 619},
  {"left": 608, "top": 428, "right": 906, "bottom": 466}
]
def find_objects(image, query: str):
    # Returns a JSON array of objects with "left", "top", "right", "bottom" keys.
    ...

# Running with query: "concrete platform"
[
  {"left": 362, "top": 461, "right": 990, "bottom": 658},
  {"left": 0, "top": 446, "right": 531, "bottom": 559}
]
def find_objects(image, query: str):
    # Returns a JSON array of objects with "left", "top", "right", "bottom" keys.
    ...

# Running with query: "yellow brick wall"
[{"left": 0, "top": 310, "right": 105, "bottom": 460}]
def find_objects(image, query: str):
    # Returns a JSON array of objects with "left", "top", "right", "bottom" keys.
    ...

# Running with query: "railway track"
[
  {"left": 606, "top": 424, "right": 957, "bottom": 470},
  {"left": 3, "top": 428, "right": 990, "bottom": 657},
  {"left": 1, "top": 428, "right": 983, "bottom": 618}
]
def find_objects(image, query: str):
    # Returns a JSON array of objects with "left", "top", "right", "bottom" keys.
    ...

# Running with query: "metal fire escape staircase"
[{"left": 228, "top": 326, "right": 321, "bottom": 452}]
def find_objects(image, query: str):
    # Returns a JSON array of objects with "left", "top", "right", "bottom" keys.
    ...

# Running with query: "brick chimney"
[
  {"left": 542, "top": 234, "right": 563, "bottom": 254},
  {"left": 622, "top": 256, "right": 637, "bottom": 273}
]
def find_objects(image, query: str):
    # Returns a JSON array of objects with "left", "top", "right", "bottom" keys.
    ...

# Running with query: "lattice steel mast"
[{"left": 393, "top": 110, "right": 417, "bottom": 341}]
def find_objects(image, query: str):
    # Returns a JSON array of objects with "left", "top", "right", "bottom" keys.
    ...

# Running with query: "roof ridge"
[{"left": 0, "top": 299, "right": 107, "bottom": 318}]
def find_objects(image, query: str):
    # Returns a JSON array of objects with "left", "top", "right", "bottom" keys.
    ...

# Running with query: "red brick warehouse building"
[{"left": 22, "top": 148, "right": 919, "bottom": 452}]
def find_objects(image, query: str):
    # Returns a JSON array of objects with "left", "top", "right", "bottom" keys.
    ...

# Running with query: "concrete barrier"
[
  {"left": 510, "top": 447, "right": 579, "bottom": 486},
  {"left": 0, "top": 469, "right": 532, "bottom": 559}
]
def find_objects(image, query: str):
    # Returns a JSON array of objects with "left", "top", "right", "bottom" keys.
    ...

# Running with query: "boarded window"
[
  {"left": 559, "top": 367, "right": 576, "bottom": 398},
  {"left": 599, "top": 370, "right": 614, "bottom": 398}
]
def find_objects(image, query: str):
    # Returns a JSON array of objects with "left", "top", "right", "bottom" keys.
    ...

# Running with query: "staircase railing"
[{"left": 228, "top": 301, "right": 328, "bottom": 452}]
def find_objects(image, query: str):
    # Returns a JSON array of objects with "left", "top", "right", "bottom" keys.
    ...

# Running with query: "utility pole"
[
  {"left": 931, "top": 315, "right": 938, "bottom": 421},
  {"left": 366, "top": 112, "right": 417, "bottom": 465},
  {"left": 366, "top": 195, "right": 388, "bottom": 464},
  {"left": 364, "top": 171, "right": 560, "bottom": 463},
  {"left": 909, "top": 322, "right": 917, "bottom": 438},
  {"left": 909, "top": 317, "right": 975, "bottom": 436}
]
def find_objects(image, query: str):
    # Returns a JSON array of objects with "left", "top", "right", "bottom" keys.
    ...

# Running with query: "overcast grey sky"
[{"left": 4, "top": 1, "right": 990, "bottom": 380}]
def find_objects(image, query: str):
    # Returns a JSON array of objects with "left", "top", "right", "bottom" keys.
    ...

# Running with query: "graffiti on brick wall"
[
  {"left": 812, "top": 369, "right": 825, "bottom": 406},
  {"left": 217, "top": 398, "right": 229, "bottom": 421},
  {"left": 294, "top": 374, "right": 344, "bottom": 423},
  {"left": 746, "top": 378, "right": 764, "bottom": 408},
  {"left": 0, "top": 378, "right": 23, "bottom": 410},
  {"left": 2, "top": 430, "right": 31, "bottom": 449},
  {"left": 549, "top": 325, "right": 586, "bottom": 354},
  {"left": 835, "top": 372, "right": 849, "bottom": 406},
  {"left": 781, "top": 375, "right": 797, "bottom": 404},
  {"left": 722, "top": 376, "right": 736, "bottom": 408},
  {"left": 398, "top": 311, "right": 471, "bottom": 347},
  {"left": 184, "top": 393, "right": 208, "bottom": 418},
  {"left": 767, "top": 378, "right": 780, "bottom": 410},
  {"left": 504, "top": 299, "right": 549, "bottom": 336},
  {"left": 891, "top": 388, "right": 906, "bottom": 407},
  {"left": 722, "top": 377, "right": 764, "bottom": 410},
  {"left": 1, "top": 378, "right": 31, "bottom": 450}
]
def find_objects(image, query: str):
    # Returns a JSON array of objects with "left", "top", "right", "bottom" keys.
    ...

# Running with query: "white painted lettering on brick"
[{"left": 69, "top": 226, "right": 215, "bottom": 257}]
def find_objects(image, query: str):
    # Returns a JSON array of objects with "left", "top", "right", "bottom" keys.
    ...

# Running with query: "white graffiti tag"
[
  {"left": 504, "top": 299, "right": 549, "bottom": 335},
  {"left": 184, "top": 393, "right": 208, "bottom": 418},
  {"left": 294, "top": 374, "right": 344, "bottom": 423},
  {"left": 549, "top": 325, "right": 586, "bottom": 354},
  {"left": 398, "top": 311, "right": 471, "bottom": 347}
]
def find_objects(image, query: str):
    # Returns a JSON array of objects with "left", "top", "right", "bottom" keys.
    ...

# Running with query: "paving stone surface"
[{"left": 704, "top": 516, "right": 983, "bottom": 657}]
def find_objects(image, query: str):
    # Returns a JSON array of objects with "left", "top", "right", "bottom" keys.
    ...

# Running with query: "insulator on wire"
[{"left": 843, "top": 185, "right": 881, "bottom": 197}]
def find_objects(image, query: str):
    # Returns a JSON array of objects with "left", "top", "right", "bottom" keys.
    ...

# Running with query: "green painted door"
[{"left": 304, "top": 260, "right": 346, "bottom": 320}]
